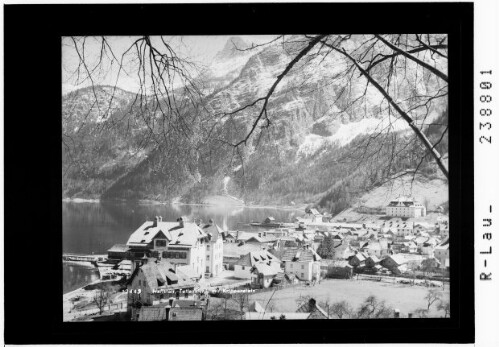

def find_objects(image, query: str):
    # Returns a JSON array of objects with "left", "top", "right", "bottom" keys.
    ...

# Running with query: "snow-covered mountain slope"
[{"left": 62, "top": 36, "right": 448, "bottom": 205}]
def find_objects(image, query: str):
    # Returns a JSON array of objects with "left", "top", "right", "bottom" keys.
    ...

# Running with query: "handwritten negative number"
[
  {"left": 480, "top": 136, "right": 492, "bottom": 144},
  {"left": 480, "top": 122, "right": 492, "bottom": 130}
]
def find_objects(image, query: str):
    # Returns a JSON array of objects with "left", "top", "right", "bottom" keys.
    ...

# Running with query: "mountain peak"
[{"left": 214, "top": 37, "right": 250, "bottom": 61}]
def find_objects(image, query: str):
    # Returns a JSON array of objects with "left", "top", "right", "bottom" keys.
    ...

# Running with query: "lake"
[{"left": 62, "top": 200, "right": 302, "bottom": 293}]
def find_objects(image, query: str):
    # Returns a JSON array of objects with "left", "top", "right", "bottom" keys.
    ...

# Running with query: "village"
[{"left": 63, "top": 196, "right": 450, "bottom": 321}]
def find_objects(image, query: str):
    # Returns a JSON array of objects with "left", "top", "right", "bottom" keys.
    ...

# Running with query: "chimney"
[
  {"left": 394, "top": 309, "right": 400, "bottom": 318},
  {"left": 177, "top": 217, "right": 184, "bottom": 228},
  {"left": 258, "top": 232, "right": 262, "bottom": 238},
  {"left": 158, "top": 216, "right": 162, "bottom": 222},
  {"left": 263, "top": 232, "right": 267, "bottom": 237},
  {"left": 152, "top": 217, "right": 158, "bottom": 227},
  {"left": 408, "top": 313, "right": 413, "bottom": 318},
  {"left": 209, "top": 219, "right": 214, "bottom": 226},
  {"left": 195, "top": 218, "right": 202, "bottom": 226}
]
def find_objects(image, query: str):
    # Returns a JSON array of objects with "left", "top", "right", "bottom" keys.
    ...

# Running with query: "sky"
[{"left": 62, "top": 35, "right": 278, "bottom": 94}]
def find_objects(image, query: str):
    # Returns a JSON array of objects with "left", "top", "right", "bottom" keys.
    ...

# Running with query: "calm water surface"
[{"left": 63, "top": 201, "right": 301, "bottom": 293}]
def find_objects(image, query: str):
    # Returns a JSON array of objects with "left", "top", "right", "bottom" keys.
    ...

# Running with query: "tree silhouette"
[
  {"left": 424, "top": 288, "right": 443, "bottom": 311},
  {"left": 63, "top": 34, "right": 448, "bottom": 197}
]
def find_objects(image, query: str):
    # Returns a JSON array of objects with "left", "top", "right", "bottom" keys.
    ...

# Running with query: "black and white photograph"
[
  {"left": 4, "top": 2, "right": 478, "bottom": 345},
  {"left": 61, "top": 33, "right": 450, "bottom": 322}
]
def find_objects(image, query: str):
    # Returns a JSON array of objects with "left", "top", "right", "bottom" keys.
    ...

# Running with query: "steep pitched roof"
[
  {"left": 235, "top": 250, "right": 281, "bottom": 267},
  {"left": 387, "top": 196, "right": 416, "bottom": 207},
  {"left": 138, "top": 259, "right": 176, "bottom": 289},
  {"left": 245, "top": 234, "right": 277, "bottom": 244},
  {"left": 107, "top": 244, "right": 130, "bottom": 253},
  {"left": 127, "top": 220, "right": 207, "bottom": 248},
  {"left": 367, "top": 255, "right": 380, "bottom": 263},
  {"left": 134, "top": 259, "right": 196, "bottom": 290},
  {"left": 296, "top": 299, "right": 330, "bottom": 318},
  {"left": 176, "top": 265, "right": 199, "bottom": 280},
  {"left": 281, "top": 248, "right": 321, "bottom": 262},
  {"left": 386, "top": 254, "right": 407, "bottom": 266},
  {"left": 251, "top": 262, "right": 280, "bottom": 277},
  {"left": 352, "top": 252, "right": 367, "bottom": 262},
  {"left": 203, "top": 222, "right": 224, "bottom": 242},
  {"left": 249, "top": 301, "right": 265, "bottom": 313}
]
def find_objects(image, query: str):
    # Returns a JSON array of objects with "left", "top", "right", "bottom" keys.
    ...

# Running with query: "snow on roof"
[
  {"left": 251, "top": 262, "right": 280, "bottom": 276},
  {"left": 387, "top": 254, "right": 408, "bottom": 266},
  {"left": 203, "top": 222, "right": 224, "bottom": 242},
  {"left": 134, "top": 259, "right": 195, "bottom": 290},
  {"left": 235, "top": 250, "right": 281, "bottom": 267},
  {"left": 281, "top": 248, "right": 321, "bottom": 262},
  {"left": 223, "top": 243, "right": 263, "bottom": 258},
  {"left": 107, "top": 244, "right": 130, "bottom": 253},
  {"left": 127, "top": 220, "right": 207, "bottom": 248},
  {"left": 176, "top": 265, "right": 198, "bottom": 280}
]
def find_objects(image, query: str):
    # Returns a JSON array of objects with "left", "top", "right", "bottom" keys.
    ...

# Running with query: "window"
[
  {"left": 164, "top": 251, "right": 187, "bottom": 259},
  {"left": 301, "top": 273, "right": 304, "bottom": 278},
  {"left": 207, "top": 245, "right": 210, "bottom": 250},
  {"left": 207, "top": 255, "right": 210, "bottom": 260},
  {"left": 301, "top": 264, "right": 305, "bottom": 270},
  {"left": 290, "top": 263, "right": 293, "bottom": 269},
  {"left": 155, "top": 239, "right": 167, "bottom": 247},
  {"left": 242, "top": 266, "right": 245, "bottom": 270}
]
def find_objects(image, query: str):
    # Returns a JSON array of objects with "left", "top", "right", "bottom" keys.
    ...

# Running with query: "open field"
[
  {"left": 352, "top": 174, "right": 448, "bottom": 211},
  {"left": 249, "top": 278, "right": 450, "bottom": 318}
]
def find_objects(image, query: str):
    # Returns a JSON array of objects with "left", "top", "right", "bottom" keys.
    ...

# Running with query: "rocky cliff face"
[{"left": 62, "top": 36, "right": 447, "bottom": 207}]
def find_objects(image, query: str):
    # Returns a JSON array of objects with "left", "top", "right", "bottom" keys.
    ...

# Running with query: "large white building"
[
  {"left": 202, "top": 219, "right": 224, "bottom": 278},
  {"left": 386, "top": 196, "right": 426, "bottom": 218},
  {"left": 126, "top": 217, "right": 208, "bottom": 279}
]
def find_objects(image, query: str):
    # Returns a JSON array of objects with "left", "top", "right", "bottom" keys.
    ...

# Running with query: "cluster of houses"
[{"left": 102, "top": 195, "right": 448, "bottom": 321}]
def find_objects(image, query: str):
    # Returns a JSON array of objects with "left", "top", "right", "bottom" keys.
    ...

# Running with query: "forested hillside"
[{"left": 62, "top": 35, "right": 448, "bottom": 214}]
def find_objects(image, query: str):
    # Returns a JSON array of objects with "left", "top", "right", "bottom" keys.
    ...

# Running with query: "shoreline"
[{"left": 63, "top": 197, "right": 305, "bottom": 211}]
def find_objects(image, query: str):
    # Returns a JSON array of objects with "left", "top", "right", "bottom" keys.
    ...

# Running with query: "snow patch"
[
  {"left": 330, "top": 117, "right": 408, "bottom": 147},
  {"left": 297, "top": 134, "right": 327, "bottom": 157}
]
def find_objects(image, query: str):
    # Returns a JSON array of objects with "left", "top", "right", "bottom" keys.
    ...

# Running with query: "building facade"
[
  {"left": 202, "top": 220, "right": 224, "bottom": 277},
  {"left": 281, "top": 248, "right": 321, "bottom": 282},
  {"left": 386, "top": 196, "right": 427, "bottom": 218},
  {"left": 126, "top": 217, "right": 209, "bottom": 278}
]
